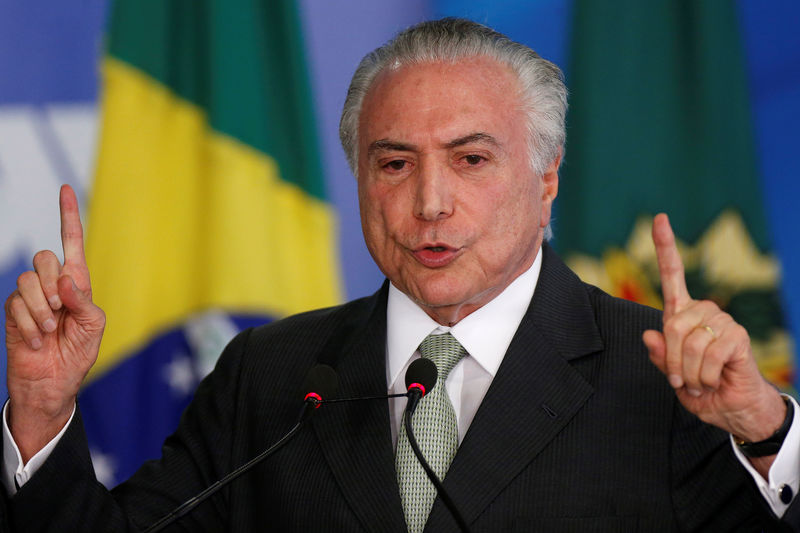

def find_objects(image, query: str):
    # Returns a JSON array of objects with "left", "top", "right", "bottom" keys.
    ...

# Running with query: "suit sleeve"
[
  {"left": 3, "top": 327, "right": 253, "bottom": 532},
  {"left": 670, "top": 397, "right": 800, "bottom": 532}
]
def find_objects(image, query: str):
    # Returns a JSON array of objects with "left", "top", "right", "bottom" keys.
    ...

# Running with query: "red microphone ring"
[
  {"left": 304, "top": 392, "right": 323, "bottom": 408},
  {"left": 408, "top": 383, "right": 426, "bottom": 397}
]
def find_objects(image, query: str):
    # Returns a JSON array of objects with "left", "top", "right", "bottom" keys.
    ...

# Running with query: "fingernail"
[
  {"left": 687, "top": 388, "right": 703, "bottom": 397},
  {"left": 43, "top": 318, "right": 56, "bottom": 333},
  {"left": 49, "top": 295, "right": 62, "bottom": 309},
  {"left": 31, "top": 337, "right": 42, "bottom": 350},
  {"left": 668, "top": 374, "right": 684, "bottom": 389}
]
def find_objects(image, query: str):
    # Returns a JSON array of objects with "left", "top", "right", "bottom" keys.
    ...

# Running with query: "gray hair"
[{"left": 338, "top": 17, "right": 567, "bottom": 181}]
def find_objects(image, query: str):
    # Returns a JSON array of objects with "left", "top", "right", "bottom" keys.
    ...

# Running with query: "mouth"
[{"left": 411, "top": 243, "right": 461, "bottom": 268}]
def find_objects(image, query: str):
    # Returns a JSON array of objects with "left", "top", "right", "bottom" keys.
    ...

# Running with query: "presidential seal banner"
[{"left": 79, "top": 0, "right": 342, "bottom": 486}]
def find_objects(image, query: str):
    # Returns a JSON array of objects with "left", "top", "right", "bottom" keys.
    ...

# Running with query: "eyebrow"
[
  {"left": 366, "top": 132, "right": 501, "bottom": 157},
  {"left": 443, "top": 132, "right": 500, "bottom": 149},
  {"left": 367, "top": 139, "right": 419, "bottom": 156}
]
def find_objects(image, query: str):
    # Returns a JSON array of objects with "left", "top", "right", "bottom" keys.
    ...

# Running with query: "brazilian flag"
[
  {"left": 79, "top": 0, "right": 342, "bottom": 486},
  {"left": 557, "top": 1, "right": 794, "bottom": 391}
]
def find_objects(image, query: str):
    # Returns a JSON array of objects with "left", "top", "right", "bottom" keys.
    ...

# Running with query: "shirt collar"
[{"left": 386, "top": 247, "right": 542, "bottom": 387}]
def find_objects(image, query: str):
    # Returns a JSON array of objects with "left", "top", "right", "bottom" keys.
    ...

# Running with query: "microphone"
[
  {"left": 401, "top": 359, "right": 472, "bottom": 533},
  {"left": 300, "top": 363, "right": 339, "bottom": 417},
  {"left": 143, "top": 364, "right": 339, "bottom": 533},
  {"left": 404, "top": 357, "right": 437, "bottom": 415}
]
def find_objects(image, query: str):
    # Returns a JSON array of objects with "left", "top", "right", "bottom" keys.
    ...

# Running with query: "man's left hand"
[{"left": 642, "top": 214, "right": 786, "bottom": 470}]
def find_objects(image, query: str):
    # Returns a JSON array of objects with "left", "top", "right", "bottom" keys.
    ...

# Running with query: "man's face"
[{"left": 356, "top": 57, "right": 559, "bottom": 325}]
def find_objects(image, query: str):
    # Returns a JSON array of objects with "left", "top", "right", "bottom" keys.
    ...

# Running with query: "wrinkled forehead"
[
  {"left": 368, "top": 55, "right": 519, "bottom": 98},
  {"left": 358, "top": 56, "right": 524, "bottom": 134}
]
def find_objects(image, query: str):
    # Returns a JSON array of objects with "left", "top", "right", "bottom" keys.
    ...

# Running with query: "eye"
[
  {"left": 384, "top": 160, "right": 407, "bottom": 171},
  {"left": 464, "top": 154, "right": 484, "bottom": 165}
]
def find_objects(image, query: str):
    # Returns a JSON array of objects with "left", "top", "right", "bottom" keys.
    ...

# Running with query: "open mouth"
[{"left": 412, "top": 244, "right": 460, "bottom": 267}]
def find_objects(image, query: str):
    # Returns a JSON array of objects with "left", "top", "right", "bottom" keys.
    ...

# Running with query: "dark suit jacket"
[{"left": 4, "top": 244, "right": 799, "bottom": 532}]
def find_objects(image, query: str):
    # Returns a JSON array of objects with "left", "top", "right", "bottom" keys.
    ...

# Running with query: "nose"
[{"left": 413, "top": 161, "right": 453, "bottom": 221}]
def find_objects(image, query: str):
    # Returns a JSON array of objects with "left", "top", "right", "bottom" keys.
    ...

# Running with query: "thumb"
[
  {"left": 643, "top": 329, "right": 667, "bottom": 376},
  {"left": 57, "top": 275, "right": 101, "bottom": 324}
]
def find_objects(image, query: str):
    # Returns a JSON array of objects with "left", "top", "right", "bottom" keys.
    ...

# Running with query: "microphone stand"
[
  {"left": 143, "top": 401, "right": 316, "bottom": 533},
  {"left": 143, "top": 393, "right": 408, "bottom": 532},
  {"left": 143, "top": 358, "right": 456, "bottom": 533},
  {"left": 403, "top": 391, "right": 472, "bottom": 533}
]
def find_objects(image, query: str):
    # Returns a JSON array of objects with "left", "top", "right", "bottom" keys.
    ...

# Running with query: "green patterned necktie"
[{"left": 396, "top": 332, "right": 467, "bottom": 533}]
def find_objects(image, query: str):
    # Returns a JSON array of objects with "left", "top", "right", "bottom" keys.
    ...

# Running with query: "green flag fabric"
[
  {"left": 79, "top": 0, "right": 342, "bottom": 486},
  {"left": 558, "top": 0, "right": 794, "bottom": 390}
]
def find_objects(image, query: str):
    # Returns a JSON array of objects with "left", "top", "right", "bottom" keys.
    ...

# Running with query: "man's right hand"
[{"left": 4, "top": 185, "right": 105, "bottom": 463}]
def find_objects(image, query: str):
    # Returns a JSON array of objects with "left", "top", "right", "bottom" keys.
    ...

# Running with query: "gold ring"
[{"left": 702, "top": 325, "right": 717, "bottom": 340}]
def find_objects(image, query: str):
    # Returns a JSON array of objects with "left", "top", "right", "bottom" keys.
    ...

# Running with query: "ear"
[{"left": 539, "top": 151, "right": 561, "bottom": 228}]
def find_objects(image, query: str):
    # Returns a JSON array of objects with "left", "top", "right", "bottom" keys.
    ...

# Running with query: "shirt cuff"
[
  {"left": 731, "top": 394, "right": 800, "bottom": 517},
  {"left": 1, "top": 399, "right": 76, "bottom": 496}
]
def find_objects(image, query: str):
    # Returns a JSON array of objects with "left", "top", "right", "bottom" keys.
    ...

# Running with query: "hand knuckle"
[
  {"left": 663, "top": 321, "right": 681, "bottom": 337},
  {"left": 733, "top": 323, "right": 748, "bottom": 339},
  {"left": 685, "top": 335, "right": 705, "bottom": 356},
  {"left": 700, "top": 373, "right": 720, "bottom": 389},
  {"left": 698, "top": 300, "right": 720, "bottom": 313},
  {"left": 683, "top": 373, "right": 701, "bottom": 388},
  {"left": 704, "top": 343, "right": 724, "bottom": 363},
  {"left": 32, "top": 303, "right": 51, "bottom": 320},
  {"left": 33, "top": 249, "right": 54, "bottom": 265},
  {"left": 5, "top": 291, "right": 19, "bottom": 314},
  {"left": 9, "top": 294, "right": 27, "bottom": 317},
  {"left": 62, "top": 228, "right": 83, "bottom": 241},
  {"left": 664, "top": 295, "right": 680, "bottom": 310},
  {"left": 16, "top": 270, "right": 35, "bottom": 288},
  {"left": 665, "top": 316, "right": 692, "bottom": 338}
]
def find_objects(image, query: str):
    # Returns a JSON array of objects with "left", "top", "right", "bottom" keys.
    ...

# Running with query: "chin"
[
  {"left": 395, "top": 266, "right": 486, "bottom": 310},
  {"left": 411, "top": 281, "right": 474, "bottom": 310}
]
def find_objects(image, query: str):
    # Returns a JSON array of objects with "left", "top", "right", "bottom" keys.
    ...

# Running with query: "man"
[{"left": 2, "top": 18, "right": 798, "bottom": 532}]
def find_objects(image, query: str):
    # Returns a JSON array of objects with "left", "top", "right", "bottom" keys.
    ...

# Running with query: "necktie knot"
[{"left": 418, "top": 332, "right": 466, "bottom": 382}]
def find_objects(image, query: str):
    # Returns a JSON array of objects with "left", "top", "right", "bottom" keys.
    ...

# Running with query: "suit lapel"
[
  {"left": 311, "top": 285, "right": 407, "bottom": 533},
  {"left": 310, "top": 246, "right": 604, "bottom": 531},
  {"left": 426, "top": 245, "right": 604, "bottom": 529}
]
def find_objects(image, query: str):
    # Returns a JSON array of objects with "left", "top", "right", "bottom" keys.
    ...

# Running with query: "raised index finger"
[
  {"left": 59, "top": 185, "right": 89, "bottom": 279},
  {"left": 652, "top": 213, "right": 691, "bottom": 318}
]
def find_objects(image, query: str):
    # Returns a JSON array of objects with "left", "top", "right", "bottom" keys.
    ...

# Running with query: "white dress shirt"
[
  {"left": 386, "top": 250, "right": 541, "bottom": 448},
  {"left": 3, "top": 246, "right": 799, "bottom": 518}
]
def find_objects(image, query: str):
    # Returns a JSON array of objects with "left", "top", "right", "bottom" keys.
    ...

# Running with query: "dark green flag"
[{"left": 558, "top": 0, "right": 794, "bottom": 390}]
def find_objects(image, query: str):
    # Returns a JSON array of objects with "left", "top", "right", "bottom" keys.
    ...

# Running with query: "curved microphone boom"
[
  {"left": 143, "top": 364, "right": 339, "bottom": 533},
  {"left": 314, "top": 360, "right": 430, "bottom": 406},
  {"left": 401, "top": 359, "right": 472, "bottom": 533},
  {"left": 143, "top": 360, "right": 466, "bottom": 532},
  {"left": 312, "top": 358, "right": 436, "bottom": 409}
]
